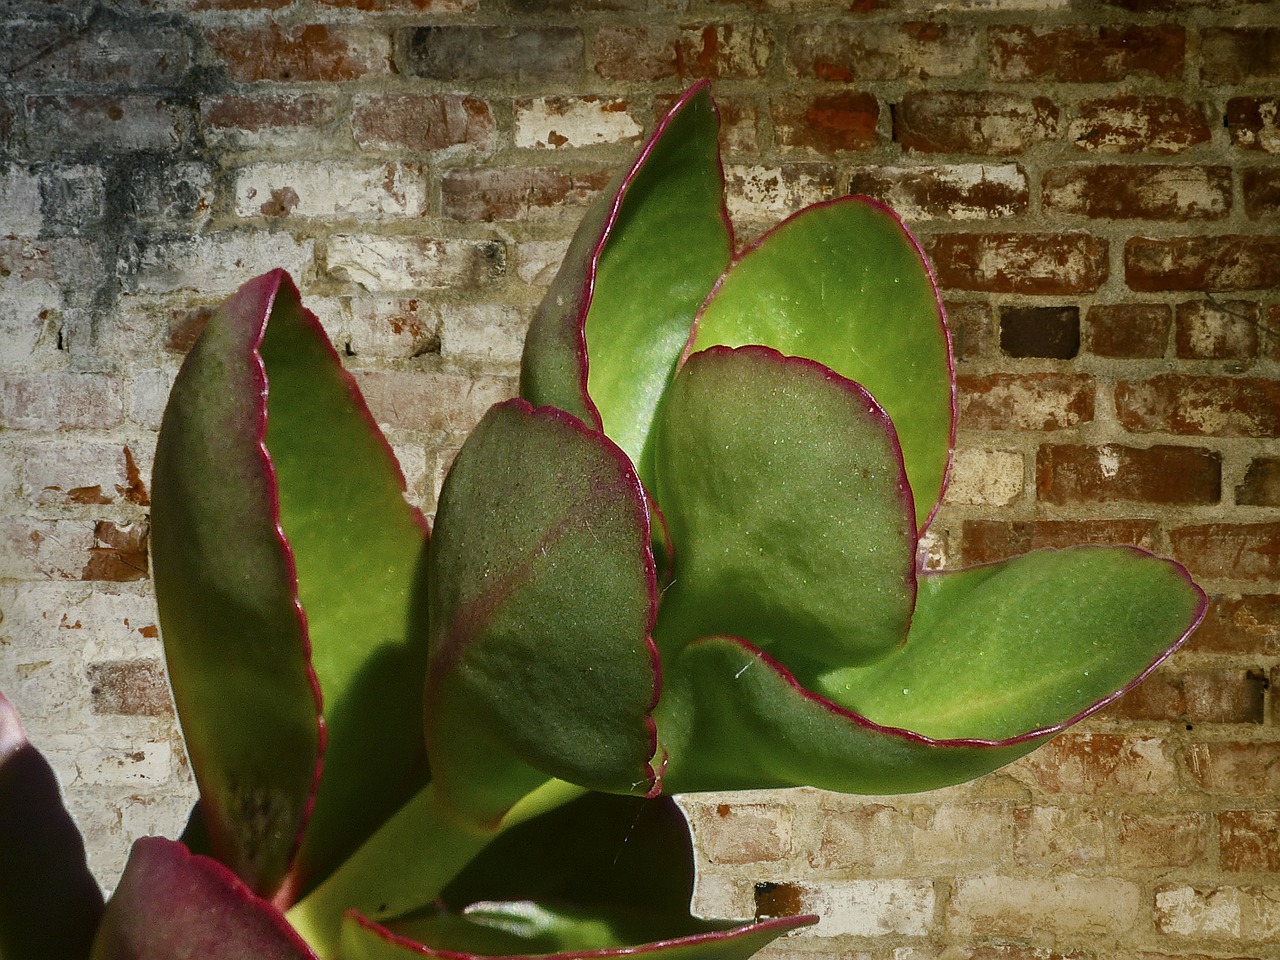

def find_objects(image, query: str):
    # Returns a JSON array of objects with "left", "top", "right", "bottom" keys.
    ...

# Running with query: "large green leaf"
[
  {"left": 152, "top": 269, "right": 430, "bottom": 900},
  {"left": 520, "top": 81, "right": 732, "bottom": 487},
  {"left": 653, "top": 346, "right": 915, "bottom": 666},
  {"left": 91, "top": 838, "right": 315, "bottom": 960},
  {"left": 658, "top": 547, "right": 1205, "bottom": 795},
  {"left": 424, "top": 401, "right": 660, "bottom": 828},
  {"left": 0, "top": 692, "right": 104, "bottom": 960},
  {"left": 687, "top": 197, "right": 953, "bottom": 530}
]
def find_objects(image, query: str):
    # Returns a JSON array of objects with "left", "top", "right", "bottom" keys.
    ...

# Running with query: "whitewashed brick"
[
  {"left": 235, "top": 162, "right": 428, "bottom": 220},
  {"left": 20, "top": 439, "right": 150, "bottom": 507},
  {"left": 943, "top": 447, "right": 1024, "bottom": 506},
  {"left": 793, "top": 880, "right": 935, "bottom": 937},
  {"left": 327, "top": 235, "right": 503, "bottom": 293},
  {"left": 516, "top": 239, "right": 570, "bottom": 286},
  {"left": 123, "top": 233, "right": 316, "bottom": 294},
  {"left": 440, "top": 303, "right": 528, "bottom": 365},
  {"left": 346, "top": 297, "right": 441, "bottom": 359},
  {"left": 0, "top": 518, "right": 96, "bottom": 580},
  {"left": 0, "top": 583, "right": 159, "bottom": 660},
  {"left": 1155, "top": 884, "right": 1280, "bottom": 941},
  {"left": 515, "top": 96, "right": 642, "bottom": 149},
  {"left": 725, "top": 165, "right": 836, "bottom": 221},
  {"left": 948, "top": 875, "right": 1142, "bottom": 937},
  {"left": 42, "top": 733, "right": 173, "bottom": 787},
  {"left": 128, "top": 368, "right": 177, "bottom": 432},
  {"left": 0, "top": 166, "right": 43, "bottom": 234}
]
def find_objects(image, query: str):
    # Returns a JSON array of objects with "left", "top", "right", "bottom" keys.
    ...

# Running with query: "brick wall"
[{"left": 1, "top": 1, "right": 1277, "bottom": 957}]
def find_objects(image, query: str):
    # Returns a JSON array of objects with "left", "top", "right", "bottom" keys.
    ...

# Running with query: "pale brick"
[
  {"left": 326, "top": 236, "right": 504, "bottom": 292},
  {"left": 350, "top": 369, "right": 514, "bottom": 437},
  {"left": 910, "top": 801, "right": 1011, "bottom": 868},
  {"left": 1010, "top": 734, "right": 1178, "bottom": 794},
  {"left": 0, "top": 583, "right": 160, "bottom": 660},
  {"left": 1155, "top": 885, "right": 1280, "bottom": 941},
  {"left": 0, "top": 372, "right": 124, "bottom": 430},
  {"left": 128, "top": 368, "right": 177, "bottom": 433},
  {"left": 949, "top": 875, "right": 1142, "bottom": 937},
  {"left": 346, "top": 297, "right": 441, "bottom": 359},
  {"left": 20, "top": 440, "right": 150, "bottom": 507},
  {"left": 234, "top": 162, "right": 429, "bottom": 220},
  {"left": 848, "top": 164, "right": 1028, "bottom": 221},
  {"left": 685, "top": 797, "right": 794, "bottom": 865},
  {"left": 724, "top": 164, "right": 837, "bottom": 222},
  {"left": 943, "top": 448, "right": 1023, "bottom": 506},
  {"left": 1185, "top": 742, "right": 1280, "bottom": 796},
  {"left": 789, "top": 880, "right": 935, "bottom": 937},
  {"left": 0, "top": 165, "right": 43, "bottom": 234},
  {"left": 516, "top": 239, "right": 570, "bottom": 286},
  {"left": 810, "top": 799, "right": 909, "bottom": 870},
  {"left": 514, "top": 96, "right": 642, "bottom": 149},
  {"left": 122, "top": 233, "right": 315, "bottom": 294},
  {"left": 41, "top": 733, "right": 173, "bottom": 788},
  {"left": 1013, "top": 805, "right": 1106, "bottom": 868},
  {"left": 439, "top": 303, "right": 529, "bottom": 365}
]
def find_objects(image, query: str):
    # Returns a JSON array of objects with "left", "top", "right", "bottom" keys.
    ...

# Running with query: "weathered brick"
[
  {"left": 1042, "top": 164, "right": 1230, "bottom": 220},
  {"left": 439, "top": 304, "right": 529, "bottom": 366},
  {"left": 772, "top": 92, "right": 880, "bottom": 153},
  {"left": 1155, "top": 885, "right": 1280, "bottom": 941},
  {"left": 1037, "top": 443, "right": 1220, "bottom": 506},
  {"left": 316, "top": 0, "right": 475, "bottom": 9},
  {"left": 516, "top": 239, "right": 570, "bottom": 287},
  {"left": 25, "top": 95, "right": 192, "bottom": 156},
  {"left": 204, "top": 23, "right": 390, "bottom": 83},
  {"left": 949, "top": 875, "right": 1142, "bottom": 937},
  {"left": 0, "top": 372, "right": 124, "bottom": 430},
  {"left": 21, "top": 440, "right": 150, "bottom": 507},
  {"left": 87, "top": 658, "right": 171, "bottom": 716},
  {"left": 83, "top": 521, "right": 149, "bottom": 583},
  {"left": 1219, "top": 811, "right": 1280, "bottom": 872},
  {"left": 0, "top": 166, "right": 42, "bottom": 235},
  {"left": 943, "top": 300, "right": 994, "bottom": 361},
  {"left": 1069, "top": 95, "right": 1210, "bottom": 153},
  {"left": 353, "top": 94, "right": 495, "bottom": 153},
  {"left": 121, "top": 233, "right": 315, "bottom": 295},
  {"left": 1187, "top": 595, "right": 1280, "bottom": 656},
  {"left": 326, "top": 236, "right": 504, "bottom": 291},
  {"left": 345, "top": 298, "right": 440, "bottom": 360},
  {"left": 39, "top": 165, "right": 108, "bottom": 233},
  {"left": 1171, "top": 523, "right": 1280, "bottom": 582},
  {"left": 1085, "top": 303, "right": 1171, "bottom": 358},
  {"left": 809, "top": 798, "right": 909, "bottom": 870},
  {"left": 848, "top": 164, "right": 1027, "bottom": 220},
  {"left": 957, "top": 373, "right": 1094, "bottom": 431},
  {"left": 943, "top": 447, "right": 1024, "bottom": 507},
  {"left": 1013, "top": 805, "right": 1106, "bottom": 868},
  {"left": 1227, "top": 97, "right": 1280, "bottom": 154},
  {"left": 762, "top": 880, "right": 933, "bottom": 936},
  {"left": 0, "top": 519, "right": 96, "bottom": 580},
  {"left": 442, "top": 167, "right": 609, "bottom": 223},
  {"left": 1237, "top": 457, "right": 1280, "bottom": 507},
  {"left": 1186, "top": 743, "right": 1280, "bottom": 796},
  {"left": 1126, "top": 235, "right": 1280, "bottom": 292},
  {"left": 788, "top": 20, "right": 979, "bottom": 81},
  {"left": 594, "top": 24, "right": 769, "bottom": 82},
  {"left": 999, "top": 305, "right": 1079, "bottom": 358},
  {"left": 1112, "top": 811, "right": 1206, "bottom": 868},
  {"left": 895, "top": 92, "right": 1059, "bottom": 155},
  {"left": 988, "top": 24, "right": 1184, "bottom": 82},
  {"left": 1101, "top": 668, "right": 1264, "bottom": 724},
  {"left": 1202, "top": 27, "right": 1280, "bottom": 83},
  {"left": 685, "top": 798, "right": 794, "bottom": 865},
  {"left": 962, "top": 519, "right": 1158, "bottom": 565},
  {"left": 654, "top": 92, "right": 760, "bottom": 155},
  {"left": 234, "top": 162, "right": 428, "bottom": 220},
  {"left": 200, "top": 94, "right": 341, "bottom": 150},
  {"left": 514, "top": 96, "right": 641, "bottom": 150},
  {"left": 927, "top": 233, "right": 1107, "bottom": 294},
  {"left": 724, "top": 164, "right": 837, "bottom": 222},
  {"left": 349, "top": 369, "right": 513, "bottom": 437},
  {"left": 1174, "top": 299, "right": 1259, "bottom": 359},
  {"left": 1243, "top": 166, "right": 1280, "bottom": 219},
  {"left": 910, "top": 802, "right": 1011, "bottom": 868},
  {"left": 1115, "top": 375, "right": 1280, "bottom": 438},
  {"left": 124, "top": 162, "right": 212, "bottom": 226},
  {"left": 1011, "top": 733, "right": 1178, "bottom": 794},
  {"left": 43, "top": 734, "right": 173, "bottom": 788},
  {"left": 5, "top": 22, "right": 192, "bottom": 87},
  {"left": 404, "top": 26, "right": 582, "bottom": 82}
]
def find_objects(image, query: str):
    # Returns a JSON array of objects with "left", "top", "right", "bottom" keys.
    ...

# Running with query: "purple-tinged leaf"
[
  {"left": 521, "top": 81, "right": 733, "bottom": 487},
  {"left": 0, "top": 692, "right": 103, "bottom": 960},
  {"left": 91, "top": 837, "right": 315, "bottom": 960},
  {"left": 425, "top": 400, "right": 660, "bottom": 827},
  {"left": 653, "top": 345, "right": 916, "bottom": 667}
]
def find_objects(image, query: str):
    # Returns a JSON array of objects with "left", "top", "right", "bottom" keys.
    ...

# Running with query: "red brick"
[
  {"left": 192, "top": 0, "right": 290, "bottom": 7},
  {"left": 989, "top": 24, "right": 1184, "bottom": 82},
  {"left": 1112, "top": 812, "right": 1206, "bottom": 868},
  {"left": 88, "top": 658, "right": 172, "bottom": 716},
  {"left": 1202, "top": 27, "right": 1280, "bottom": 83},
  {"left": 1036, "top": 444, "right": 1220, "bottom": 506},
  {"left": 352, "top": 94, "right": 494, "bottom": 154},
  {"left": 1226, "top": 97, "right": 1280, "bottom": 153},
  {"left": 204, "top": 24, "right": 390, "bottom": 83},
  {"left": 83, "top": 521, "right": 149, "bottom": 583},
  {"left": 1070, "top": 95, "right": 1210, "bottom": 154},
  {"left": 1219, "top": 810, "right": 1280, "bottom": 872},
  {"left": 1175, "top": 300, "right": 1259, "bottom": 359},
  {"left": 944, "top": 300, "right": 994, "bottom": 361},
  {"left": 0, "top": 372, "right": 125, "bottom": 430},
  {"left": 200, "top": 93, "right": 340, "bottom": 147},
  {"left": 1115, "top": 374, "right": 1280, "bottom": 438},
  {"left": 999, "top": 305, "right": 1078, "bottom": 359},
  {"left": 407, "top": 25, "right": 583, "bottom": 82},
  {"left": 1085, "top": 303, "right": 1171, "bottom": 358},
  {"left": 788, "top": 20, "right": 979, "bottom": 81},
  {"left": 1243, "top": 167, "right": 1280, "bottom": 219},
  {"left": 927, "top": 233, "right": 1107, "bottom": 295},
  {"left": 1127, "top": 235, "right": 1280, "bottom": 292},
  {"left": 772, "top": 92, "right": 879, "bottom": 153},
  {"left": 594, "top": 24, "right": 768, "bottom": 82},
  {"left": 1012, "top": 733, "right": 1177, "bottom": 795},
  {"left": 895, "top": 92, "right": 1058, "bottom": 156},
  {"left": 961, "top": 519, "right": 1158, "bottom": 565},
  {"left": 958, "top": 373, "right": 1093, "bottom": 431},
  {"left": 442, "top": 167, "right": 610, "bottom": 223},
  {"left": 1171, "top": 523, "right": 1280, "bottom": 582},
  {"left": 1185, "top": 742, "right": 1280, "bottom": 796},
  {"left": 1237, "top": 457, "right": 1280, "bottom": 507},
  {"left": 1099, "top": 668, "right": 1264, "bottom": 724},
  {"left": 810, "top": 799, "right": 909, "bottom": 870},
  {"left": 849, "top": 164, "right": 1028, "bottom": 221},
  {"left": 25, "top": 96, "right": 192, "bottom": 156},
  {"left": 1187, "top": 595, "right": 1280, "bottom": 656},
  {"left": 1042, "top": 164, "right": 1230, "bottom": 221}
]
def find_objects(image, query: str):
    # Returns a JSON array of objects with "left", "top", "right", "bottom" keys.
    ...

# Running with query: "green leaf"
[
  {"left": 0, "top": 692, "right": 104, "bottom": 960},
  {"left": 425, "top": 401, "right": 660, "bottom": 827},
  {"left": 653, "top": 345, "right": 916, "bottom": 666},
  {"left": 687, "top": 197, "right": 953, "bottom": 530},
  {"left": 91, "top": 838, "right": 315, "bottom": 960},
  {"left": 152, "top": 269, "right": 430, "bottom": 899},
  {"left": 520, "top": 81, "right": 733, "bottom": 487},
  {"left": 811, "top": 546, "right": 1208, "bottom": 740}
]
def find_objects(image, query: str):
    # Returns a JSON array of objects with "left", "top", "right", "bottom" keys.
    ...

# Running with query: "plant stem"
[{"left": 285, "top": 778, "right": 586, "bottom": 958}]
